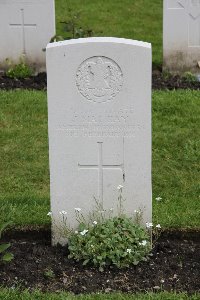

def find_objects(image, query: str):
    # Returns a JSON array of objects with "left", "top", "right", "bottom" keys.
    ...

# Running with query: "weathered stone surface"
[
  {"left": 163, "top": 0, "right": 200, "bottom": 73},
  {"left": 46, "top": 37, "right": 152, "bottom": 245},
  {"left": 0, "top": 0, "right": 55, "bottom": 72}
]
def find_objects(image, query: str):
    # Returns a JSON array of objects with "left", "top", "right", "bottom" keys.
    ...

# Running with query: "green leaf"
[
  {"left": 2, "top": 252, "right": 14, "bottom": 262},
  {"left": 83, "top": 259, "right": 89, "bottom": 266},
  {"left": 0, "top": 222, "right": 12, "bottom": 238},
  {"left": 78, "top": 222, "right": 86, "bottom": 232},
  {"left": 0, "top": 243, "right": 11, "bottom": 254}
]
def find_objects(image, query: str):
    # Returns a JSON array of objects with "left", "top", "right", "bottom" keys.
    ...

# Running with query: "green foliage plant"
[
  {"left": 47, "top": 8, "right": 93, "bottom": 47},
  {"left": 0, "top": 222, "right": 14, "bottom": 263},
  {"left": 182, "top": 72, "right": 197, "bottom": 83},
  {"left": 59, "top": 8, "right": 93, "bottom": 40},
  {"left": 51, "top": 186, "right": 152, "bottom": 271},
  {"left": 68, "top": 216, "right": 151, "bottom": 271},
  {"left": 43, "top": 268, "right": 55, "bottom": 279},
  {"left": 5, "top": 56, "right": 33, "bottom": 79}
]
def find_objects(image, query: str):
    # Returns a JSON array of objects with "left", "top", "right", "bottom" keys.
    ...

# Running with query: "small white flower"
[
  {"left": 93, "top": 221, "right": 98, "bottom": 225},
  {"left": 126, "top": 248, "right": 131, "bottom": 254},
  {"left": 117, "top": 185, "right": 123, "bottom": 190},
  {"left": 160, "top": 279, "right": 165, "bottom": 284},
  {"left": 139, "top": 240, "right": 147, "bottom": 246},
  {"left": 75, "top": 230, "right": 78, "bottom": 234},
  {"left": 156, "top": 196, "right": 162, "bottom": 201},
  {"left": 47, "top": 212, "right": 52, "bottom": 216},
  {"left": 74, "top": 208, "right": 81, "bottom": 212},
  {"left": 59, "top": 210, "right": 67, "bottom": 215},
  {"left": 80, "top": 229, "right": 88, "bottom": 236},
  {"left": 109, "top": 208, "right": 114, "bottom": 211},
  {"left": 156, "top": 224, "right": 161, "bottom": 229},
  {"left": 146, "top": 222, "right": 153, "bottom": 228}
]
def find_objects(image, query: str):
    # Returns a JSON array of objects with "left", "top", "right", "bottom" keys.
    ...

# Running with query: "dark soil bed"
[
  {"left": 0, "top": 229, "right": 200, "bottom": 294},
  {"left": 0, "top": 71, "right": 200, "bottom": 90}
]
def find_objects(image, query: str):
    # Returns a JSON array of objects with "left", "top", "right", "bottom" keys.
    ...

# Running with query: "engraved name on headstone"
[{"left": 46, "top": 38, "right": 152, "bottom": 245}]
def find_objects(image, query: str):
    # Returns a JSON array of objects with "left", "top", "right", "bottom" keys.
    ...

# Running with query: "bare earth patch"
[
  {"left": 0, "top": 71, "right": 200, "bottom": 90},
  {"left": 1, "top": 229, "right": 200, "bottom": 294}
]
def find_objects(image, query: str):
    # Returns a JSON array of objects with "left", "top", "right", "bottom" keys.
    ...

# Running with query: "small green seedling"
[
  {"left": 43, "top": 268, "right": 55, "bottom": 279},
  {"left": 0, "top": 222, "right": 14, "bottom": 263},
  {"left": 5, "top": 57, "right": 33, "bottom": 79},
  {"left": 182, "top": 72, "right": 197, "bottom": 83}
]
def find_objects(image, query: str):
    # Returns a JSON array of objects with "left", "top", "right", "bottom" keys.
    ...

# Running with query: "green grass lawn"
[
  {"left": 0, "top": 290, "right": 199, "bottom": 300},
  {"left": 0, "top": 89, "right": 199, "bottom": 228},
  {"left": 1, "top": 2, "right": 200, "bottom": 299},
  {"left": 55, "top": 0, "right": 163, "bottom": 67}
]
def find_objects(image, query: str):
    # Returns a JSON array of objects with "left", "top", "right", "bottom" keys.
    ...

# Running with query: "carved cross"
[
  {"left": 178, "top": 0, "right": 200, "bottom": 18},
  {"left": 78, "top": 142, "right": 124, "bottom": 203},
  {"left": 170, "top": 0, "right": 200, "bottom": 46},
  {"left": 9, "top": 9, "right": 37, "bottom": 54}
]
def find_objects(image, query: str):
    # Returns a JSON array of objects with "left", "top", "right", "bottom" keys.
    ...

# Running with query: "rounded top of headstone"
[{"left": 46, "top": 37, "right": 151, "bottom": 50}]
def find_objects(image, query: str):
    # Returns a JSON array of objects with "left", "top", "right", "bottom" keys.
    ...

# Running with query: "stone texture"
[
  {"left": 0, "top": 0, "right": 55, "bottom": 72},
  {"left": 163, "top": 0, "right": 200, "bottom": 73},
  {"left": 46, "top": 37, "right": 152, "bottom": 245}
]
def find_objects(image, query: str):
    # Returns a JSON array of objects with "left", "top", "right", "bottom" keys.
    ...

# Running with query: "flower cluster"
[
  {"left": 68, "top": 216, "right": 151, "bottom": 270},
  {"left": 46, "top": 185, "right": 161, "bottom": 271},
  {"left": 146, "top": 222, "right": 161, "bottom": 229}
]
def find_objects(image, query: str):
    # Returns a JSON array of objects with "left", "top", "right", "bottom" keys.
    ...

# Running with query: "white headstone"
[
  {"left": 163, "top": 0, "right": 200, "bottom": 73},
  {"left": 46, "top": 37, "right": 152, "bottom": 245},
  {"left": 0, "top": 0, "right": 55, "bottom": 72}
]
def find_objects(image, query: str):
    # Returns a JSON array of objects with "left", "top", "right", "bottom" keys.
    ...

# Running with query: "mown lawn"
[
  {"left": 1, "top": 2, "right": 199, "bottom": 299},
  {"left": 0, "top": 290, "right": 199, "bottom": 300},
  {"left": 0, "top": 89, "right": 199, "bottom": 228},
  {"left": 55, "top": 0, "right": 163, "bottom": 67}
]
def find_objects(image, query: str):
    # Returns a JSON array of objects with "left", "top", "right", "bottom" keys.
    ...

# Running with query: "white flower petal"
[
  {"left": 146, "top": 222, "right": 153, "bottom": 228},
  {"left": 156, "top": 224, "right": 161, "bottom": 229},
  {"left": 156, "top": 197, "right": 162, "bottom": 201},
  {"left": 80, "top": 229, "right": 88, "bottom": 236},
  {"left": 59, "top": 210, "right": 67, "bottom": 215},
  {"left": 142, "top": 240, "right": 147, "bottom": 246},
  {"left": 74, "top": 208, "right": 81, "bottom": 212},
  {"left": 160, "top": 279, "right": 165, "bottom": 283},
  {"left": 117, "top": 185, "right": 123, "bottom": 190}
]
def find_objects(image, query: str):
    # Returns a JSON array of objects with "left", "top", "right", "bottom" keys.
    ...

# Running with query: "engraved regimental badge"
[{"left": 76, "top": 56, "right": 123, "bottom": 103}]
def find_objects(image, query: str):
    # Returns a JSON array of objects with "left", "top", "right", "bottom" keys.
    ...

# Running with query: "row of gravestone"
[
  {"left": 0, "top": 0, "right": 200, "bottom": 73},
  {"left": 2, "top": 1, "right": 199, "bottom": 245}
]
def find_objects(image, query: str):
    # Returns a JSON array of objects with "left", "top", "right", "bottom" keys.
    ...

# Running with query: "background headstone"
[
  {"left": 163, "top": 0, "right": 200, "bottom": 73},
  {"left": 46, "top": 37, "right": 152, "bottom": 245},
  {"left": 0, "top": 0, "right": 55, "bottom": 72}
]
